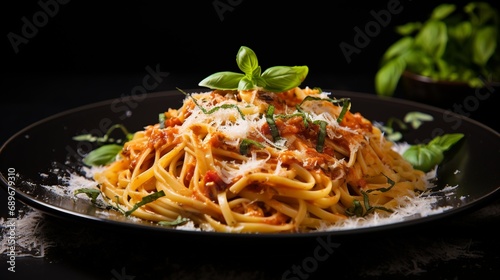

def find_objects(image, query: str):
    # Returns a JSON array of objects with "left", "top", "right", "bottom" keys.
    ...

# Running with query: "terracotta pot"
[
  {"left": 400, "top": 71, "right": 499, "bottom": 131},
  {"left": 401, "top": 71, "right": 497, "bottom": 106}
]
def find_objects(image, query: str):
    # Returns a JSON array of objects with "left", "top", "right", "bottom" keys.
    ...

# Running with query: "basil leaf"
[
  {"left": 428, "top": 133, "right": 464, "bottom": 151},
  {"left": 159, "top": 112, "right": 166, "bottom": 129},
  {"left": 158, "top": 216, "right": 190, "bottom": 227},
  {"left": 376, "top": 2, "right": 499, "bottom": 96},
  {"left": 125, "top": 190, "right": 166, "bottom": 216},
  {"left": 292, "top": 66, "right": 309, "bottom": 84},
  {"left": 238, "top": 76, "right": 257, "bottom": 91},
  {"left": 74, "top": 188, "right": 101, "bottom": 203},
  {"left": 366, "top": 174, "right": 396, "bottom": 193},
  {"left": 401, "top": 49, "right": 434, "bottom": 74},
  {"left": 472, "top": 26, "right": 497, "bottom": 67},
  {"left": 345, "top": 200, "right": 364, "bottom": 217},
  {"left": 403, "top": 111, "right": 434, "bottom": 129},
  {"left": 381, "top": 37, "right": 414, "bottom": 63},
  {"left": 198, "top": 46, "right": 308, "bottom": 92},
  {"left": 252, "top": 65, "right": 262, "bottom": 78},
  {"left": 346, "top": 191, "right": 394, "bottom": 217},
  {"left": 265, "top": 105, "right": 280, "bottom": 141},
  {"left": 403, "top": 145, "right": 443, "bottom": 172},
  {"left": 415, "top": 20, "right": 447, "bottom": 59},
  {"left": 83, "top": 144, "right": 123, "bottom": 166},
  {"left": 261, "top": 66, "right": 307, "bottom": 92},
  {"left": 387, "top": 117, "right": 408, "bottom": 131},
  {"left": 73, "top": 124, "right": 133, "bottom": 144},
  {"left": 240, "top": 139, "right": 265, "bottom": 155},
  {"left": 448, "top": 21, "right": 472, "bottom": 43},
  {"left": 198, "top": 71, "right": 244, "bottom": 90},
  {"left": 430, "top": 3, "right": 455, "bottom": 20},
  {"left": 299, "top": 96, "right": 350, "bottom": 123},
  {"left": 465, "top": 2, "right": 497, "bottom": 26},
  {"left": 255, "top": 75, "right": 268, "bottom": 89},
  {"left": 336, "top": 98, "right": 351, "bottom": 123},
  {"left": 375, "top": 57, "right": 406, "bottom": 96},
  {"left": 207, "top": 104, "right": 245, "bottom": 119},
  {"left": 237, "top": 46, "right": 259, "bottom": 75},
  {"left": 386, "top": 131, "right": 403, "bottom": 142},
  {"left": 403, "top": 133, "right": 464, "bottom": 172},
  {"left": 179, "top": 87, "right": 245, "bottom": 119},
  {"left": 313, "top": 120, "right": 327, "bottom": 152},
  {"left": 396, "top": 22, "right": 422, "bottom": 36}
]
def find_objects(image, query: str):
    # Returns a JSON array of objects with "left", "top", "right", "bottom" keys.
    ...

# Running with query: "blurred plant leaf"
[
  {"left": 465, "top": 2, "right": 498, "bottom": 26},
  {"left": 375, "top": 57, "right": 406, "bottom": 97},
  {"left": 472, "top": 26, "right": 497, "bottom": 66},
  {"left": 431, "top": 3, "right": 456, "bottom": 20},
  {"left": 396, "top": 22, "right": 422, "bottom": 35},
  {"left": 375, "top": 2, "right": 499, "bottom": 97},
  {"left": 404, "top": 111, "right": 434, "bottom": 129},
  {"left": 381, "top": 37, "right": 414, "bottom": 64},
  {"left": 448, "top": 21, "right": 472, "bottom": 42},
  {"left": 415, "top": 20, "right": 448, "bottom": 59}
]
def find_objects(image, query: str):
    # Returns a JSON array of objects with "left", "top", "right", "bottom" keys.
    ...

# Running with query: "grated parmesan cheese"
[{"left": 0, "top": 139, "right": 461, "bottom": 259}]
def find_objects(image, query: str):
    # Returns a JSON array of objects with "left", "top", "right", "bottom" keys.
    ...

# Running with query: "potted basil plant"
[{"left": 375, "top": 2, "right": 499, "bottom": 106}]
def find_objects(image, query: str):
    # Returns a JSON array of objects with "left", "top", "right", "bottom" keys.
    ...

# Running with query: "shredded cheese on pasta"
[{"left": 93, "top": 87, "right": 429, "bottom": 233}]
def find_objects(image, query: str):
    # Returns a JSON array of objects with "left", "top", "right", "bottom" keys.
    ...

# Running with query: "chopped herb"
[
  {"left": 376, "top": 112, "right": 433, "bottom": 141},
  {"left": 177, "top": 87, "right": 245, "bottom": 119},
  {"left": 272, "top": 96, "right": 349, "bottom": 153},
  {"left": 206, "top": 104, "right": 246, "bottom": 119},
  {"left": 365, "top": 174, "right": 396, "bottom": 193},
  {"left": 346, "top": 191, "right": 394, "bottom": 217},
  {"left": 73, "top": 124, "right": 133, "bottom": 144},
  {"left": 158, "top": 216, "right": 190, "bottom": 227},
  {"left": 336, "top": 99, "right": 351, "bottom": 123},
  {"left": 360, "top": 191, "right": 394, "bottom": 215},
  {"left": 346, "top": 175, "right": 396, "bottom": 217},
  {"left": 159, "top": 112, "right": 166, "bottom": 129},
  {"left": 276, "top": 107, "right": 310, "bottom": 128},
  {"left": 73, "top": 124, "right": 134, "bottom": 166},
  {"left": 294, "top": 106, "right": 311, "bottom": 128},
  {"left": 345, "top": 200, "right": 364, "bottom": 217},
  {"left": 124, "top": 190, "right": 166, "bottom": 216},
  {"left": 404, "top": 111, "right": 434, "bottom": 129},
  {"left": 240, "top": 139, "right": 265, "bottom": 155},
  {"left": 113, "top": 196, "right": 125, "bottom": 213},
  {"left": 299, "top": 96, "right": 351, "bottom": 123},
  {"left": 387, "top": 117, "right": 409, "bottom": 131},
  {"left": 313, "top": 120, "right": 327, "bottom": 153},
  {"left": 74, "top": 188, "right": 101, "bottom": 204},
  {"left": 265, "top": 105, "right": 280, "bottom": 142},
  {"left": 384, "top": 129, "right": 403, "bottom": 142}
]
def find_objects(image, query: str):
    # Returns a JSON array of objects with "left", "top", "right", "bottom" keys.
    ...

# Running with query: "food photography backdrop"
[
  {"left": 2, "top": 1, "right": 499, "bottom": 280},
  {"left": 4, "top": 0, "right": 499, "bottom": 143}
]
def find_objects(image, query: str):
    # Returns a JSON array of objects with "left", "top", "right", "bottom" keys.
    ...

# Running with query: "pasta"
[{"left": 93, "top": 87, "right": 428, "bottom": 233}]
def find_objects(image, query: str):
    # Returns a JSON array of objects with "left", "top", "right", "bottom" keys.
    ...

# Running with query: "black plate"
[{"left": 1, "top": 90, "right": 499, "bottom": 239}]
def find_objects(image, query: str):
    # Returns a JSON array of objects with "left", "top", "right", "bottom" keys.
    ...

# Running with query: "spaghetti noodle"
[{"left": 93, "top": 87, "right": 428, "bottom": 233}]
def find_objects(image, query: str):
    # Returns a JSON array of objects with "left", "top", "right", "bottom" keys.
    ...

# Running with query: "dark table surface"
[{"left": 1, "top": 73, "right": 499, "bottom": 280}]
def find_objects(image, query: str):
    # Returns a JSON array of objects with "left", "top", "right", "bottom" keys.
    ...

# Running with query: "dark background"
[
  {"left": 2, "top": 2, "right": 500, "bottom": 279},
  {"left": 3, "top": 0, "right": 499, "bottom": 143}
]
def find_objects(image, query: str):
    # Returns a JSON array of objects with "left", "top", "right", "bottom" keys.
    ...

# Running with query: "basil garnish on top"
[{"left": 198, "top": 46, "right": 309, "bottom": 92}]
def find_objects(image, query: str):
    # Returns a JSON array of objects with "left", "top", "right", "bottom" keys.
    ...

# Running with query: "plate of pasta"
[
  {"left": 1, "top": 47, "right": 499, "bottom": 237},
  {"left": 1, "top": 87, "right": 498, "bottom": 236}
]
